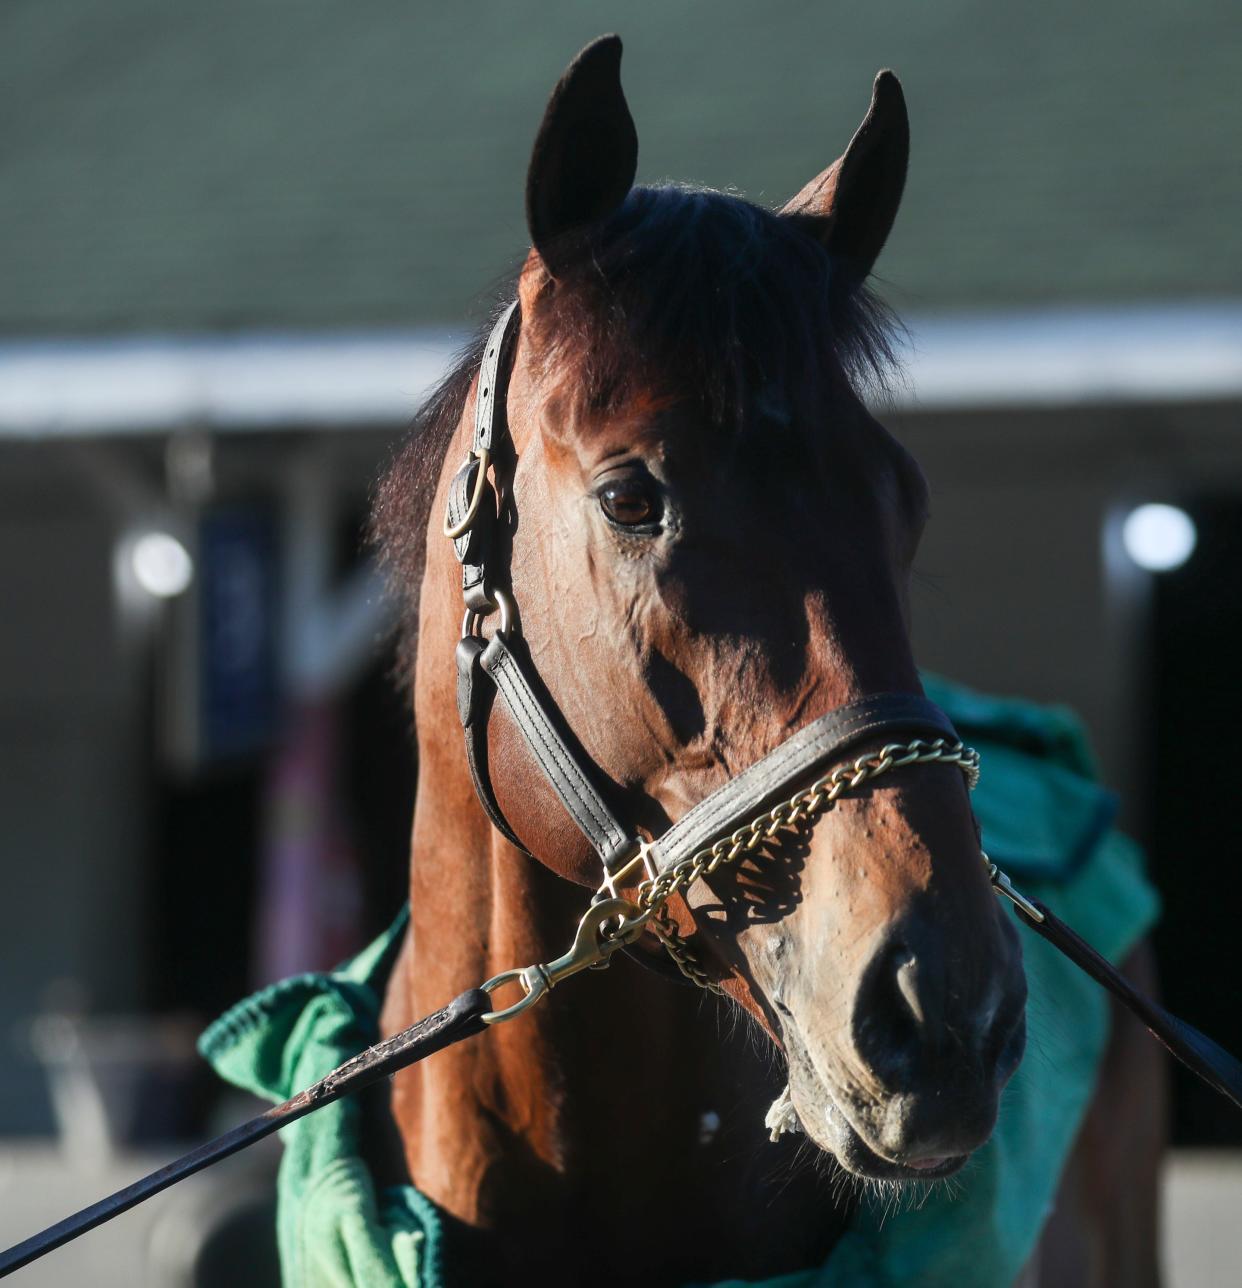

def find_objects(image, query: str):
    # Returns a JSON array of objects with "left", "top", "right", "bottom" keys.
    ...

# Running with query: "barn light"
[
  {"left": 130, "top": 531, "right": 194, "bottom": 598},
  {"left": 1121, "top": 503, "right": 1197, "bottom": 573}
]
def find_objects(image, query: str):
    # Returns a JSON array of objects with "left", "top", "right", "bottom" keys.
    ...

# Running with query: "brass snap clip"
[{"left": 480, "top": 898, "right": 648, "bottom": 1024}]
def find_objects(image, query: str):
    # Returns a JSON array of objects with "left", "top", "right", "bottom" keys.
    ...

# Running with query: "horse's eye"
[{"left": 599, "top": 481, "right": 658, "bottom": 527}]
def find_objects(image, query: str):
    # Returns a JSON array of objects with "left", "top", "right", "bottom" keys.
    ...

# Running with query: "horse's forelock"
[
  {"left": 533, "top": 185, "right": 902, "bottom": 428},
  {"left": 371, "top": 184, "right": 901, "bottom": 677}
]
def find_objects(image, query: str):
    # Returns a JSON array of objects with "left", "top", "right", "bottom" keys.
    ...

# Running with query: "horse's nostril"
[
  {"left": 853, "top": 926, "right": 1020, "bottom": 1090},
  {"left": 882, "top": 938, "right": 946, "bottom": 1038},
  {"left": 894, "top": 954, "right": 926, "bottom": 1025},
  {"left": 852, "top": 938, "right": 942, "bottom": 1087},
  {"left": 848, "top": 907, "right": 1029, "bottom": 1103},
  {"left": 841, "top": 918, "right": 1025, "bottom": 1160}
]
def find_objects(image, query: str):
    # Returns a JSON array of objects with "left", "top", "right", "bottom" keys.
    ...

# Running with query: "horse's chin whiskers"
[{"left": 852, "top": 1170, "right": 961, "bottom": 1221}]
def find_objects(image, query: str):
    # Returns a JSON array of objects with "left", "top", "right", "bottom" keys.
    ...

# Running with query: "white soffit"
[
  {"left": 1, "top": 303, "right": 1241, "bottom": 437},
  {"left": 0, "top": 332, "right": 458, "bottom": 438},
  {"left": 897, "top": 303, "right": 1242, "bottom": 410}
]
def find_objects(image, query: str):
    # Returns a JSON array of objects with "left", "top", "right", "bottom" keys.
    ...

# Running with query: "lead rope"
[{"left": 0, "top": 745, "right": 997, "bottom": 1279}]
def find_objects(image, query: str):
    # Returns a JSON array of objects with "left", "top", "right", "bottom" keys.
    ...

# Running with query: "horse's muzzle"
[{"left": 780, "top": 900, "right": 1027, "bottom": 1178}]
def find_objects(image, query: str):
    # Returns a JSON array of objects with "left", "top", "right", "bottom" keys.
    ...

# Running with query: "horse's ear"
[
  {"left": 780, "top": 71, "right": 908, "bottom": 285},
  {"left": 525, "top": 34, "right": 638, "bottom": 279}
]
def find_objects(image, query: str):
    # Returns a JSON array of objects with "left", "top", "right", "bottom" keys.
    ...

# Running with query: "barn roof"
[{"left": 2, "top": 1, "right": 1240, "bottom": 336}]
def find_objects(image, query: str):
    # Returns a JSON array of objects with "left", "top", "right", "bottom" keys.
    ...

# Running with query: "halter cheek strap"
[
  {"left": 447, "top": 303, "right": 637, "bottom": 877},
  {"left": 479, "top": 631, "right": 633, "bottom": 870}
]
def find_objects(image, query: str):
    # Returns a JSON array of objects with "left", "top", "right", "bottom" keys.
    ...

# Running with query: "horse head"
[{"left": 381, "top": 36, "right": 1027, "bottom": 1185}]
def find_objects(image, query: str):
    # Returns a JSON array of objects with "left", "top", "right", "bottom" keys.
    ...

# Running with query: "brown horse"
[{"left": 372, "top": 37, "right": 1163, "bottom": 1287}]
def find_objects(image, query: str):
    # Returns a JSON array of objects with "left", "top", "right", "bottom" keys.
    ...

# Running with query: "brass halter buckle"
[{"left": 442, "top": 448, "right": 492, "bottom": 540}]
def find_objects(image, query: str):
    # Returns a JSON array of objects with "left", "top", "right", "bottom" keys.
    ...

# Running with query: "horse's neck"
[
  {"left": 384, "top": 733, "right": 714, "bottom": 1211},
  {"left": 381, "top": 727, "right": 847, "bottom": 1282}
]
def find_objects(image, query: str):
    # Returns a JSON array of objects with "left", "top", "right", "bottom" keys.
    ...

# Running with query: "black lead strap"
[
  {"left": 1015, "top": 900, "right": 1242, "bottom": 1112},
  {"left": 0, "top": 990, "right": 492, "bottom": 1280}
]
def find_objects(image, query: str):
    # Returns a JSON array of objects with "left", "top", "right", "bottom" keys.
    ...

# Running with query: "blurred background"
[{"left": 1, "top": 1, "right": 1240, "bottom": 1283}]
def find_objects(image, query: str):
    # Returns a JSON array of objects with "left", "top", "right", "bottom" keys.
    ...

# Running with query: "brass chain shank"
[
  {"left": 631, "top": 736, "right": 982, "bottom": 991},
  {"left": 479, "top": 735, "right": 1044, "bottom": 1015}
]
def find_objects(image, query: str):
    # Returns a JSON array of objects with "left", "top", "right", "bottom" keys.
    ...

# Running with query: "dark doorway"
[
  {"left": 1150, "top": 494, "right": 1242, "bottom": 1145},
  {"left": 145, "top": 647, "right": 414, "bottom": 1024}
]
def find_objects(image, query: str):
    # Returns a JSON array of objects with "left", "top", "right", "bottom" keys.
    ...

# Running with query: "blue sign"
[{"left": 198, "top": 507, "right": 279, "bottom": 761}]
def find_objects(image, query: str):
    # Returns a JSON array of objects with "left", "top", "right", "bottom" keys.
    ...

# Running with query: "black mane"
[{"left": 371, "top": 184, "right": 899, "bottom": 668}]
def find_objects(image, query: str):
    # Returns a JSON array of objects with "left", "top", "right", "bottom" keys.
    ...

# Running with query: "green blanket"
[{"left": 200, "top": 675, "right": 1159, "bottom": 1287}]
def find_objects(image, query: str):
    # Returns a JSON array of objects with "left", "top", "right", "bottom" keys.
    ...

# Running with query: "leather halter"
[
  {"left": 445, "top": 298, "right": 1242, "bottom": 1110},
  {"left": 445, "top": 302, "right": 959, "bottom": 906}
]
